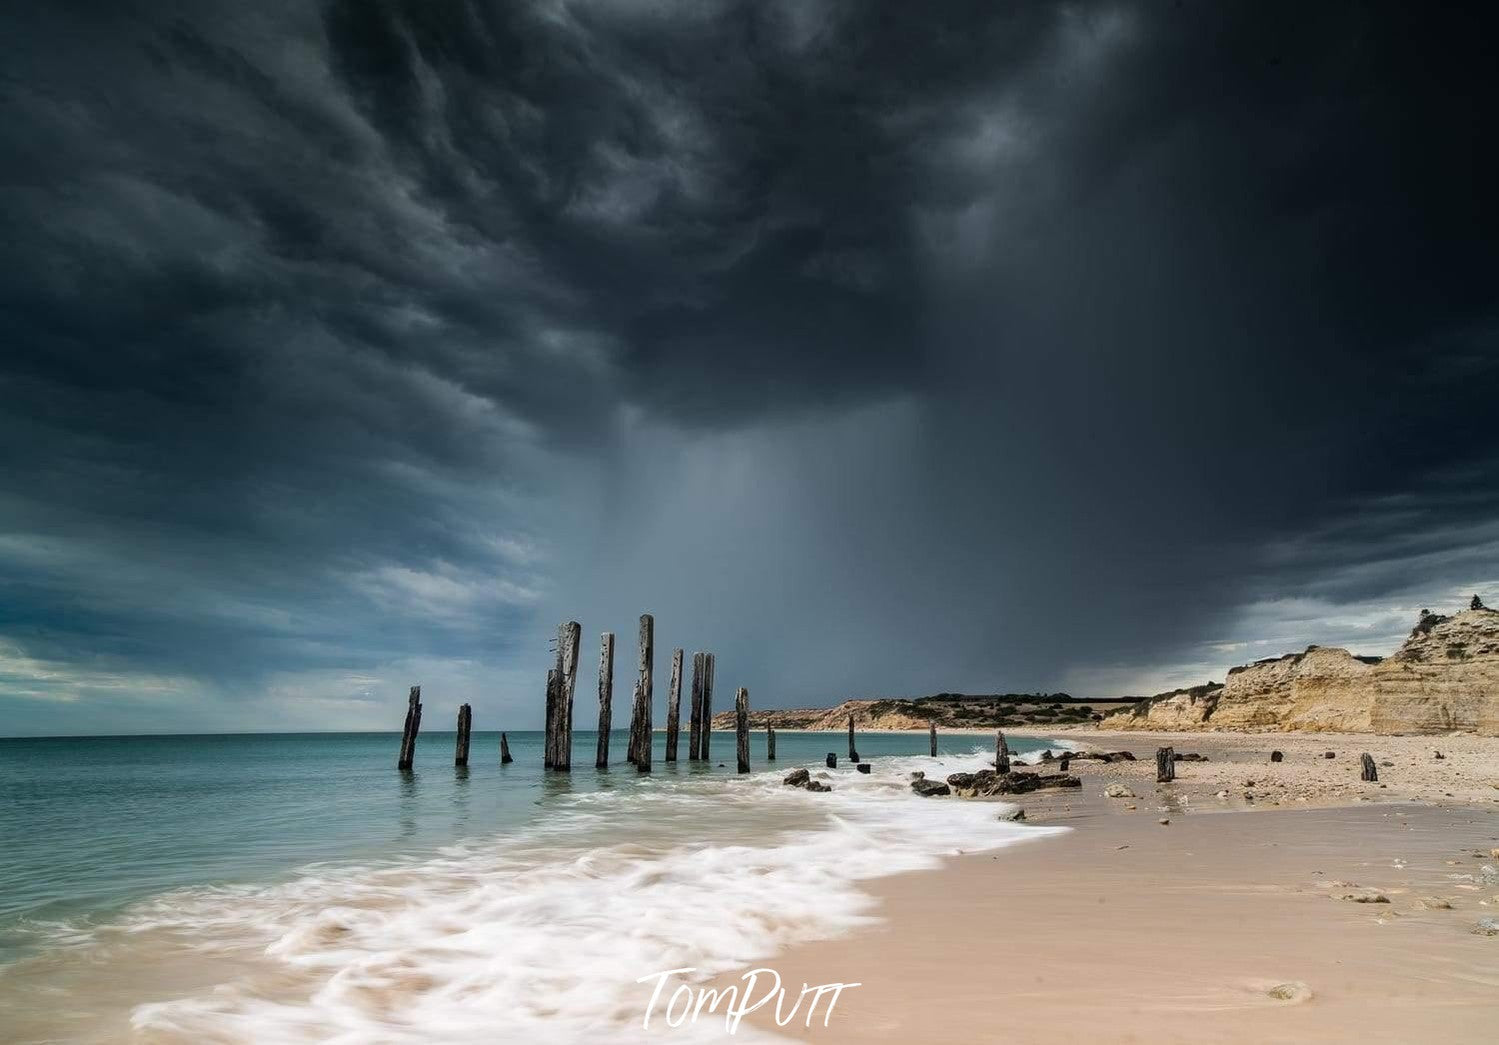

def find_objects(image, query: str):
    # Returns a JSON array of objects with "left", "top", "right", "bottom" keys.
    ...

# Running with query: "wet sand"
[{"left": 733, "top": 731, "right": 1499, "bottom": 1043}]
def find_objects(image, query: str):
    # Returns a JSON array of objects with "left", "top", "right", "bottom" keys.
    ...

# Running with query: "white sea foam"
[{"left": 109, "top": 748, "right": 1063, "bottom": 1042}]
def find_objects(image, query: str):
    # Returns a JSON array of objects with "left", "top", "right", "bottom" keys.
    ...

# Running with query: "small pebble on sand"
[{"left": 1267, "top": 981, "right": 1313, "bottom": 1003}]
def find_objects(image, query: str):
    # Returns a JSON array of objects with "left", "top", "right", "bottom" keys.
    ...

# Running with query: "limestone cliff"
[
  {"left": 1372, "top": 608, "right": 1499, "bottom": 734},
  {"left": 1102, "top": 603, "right": 1499, "bottom": 735}
]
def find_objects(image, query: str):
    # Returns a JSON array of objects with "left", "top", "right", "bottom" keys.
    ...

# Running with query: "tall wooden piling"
[
  {"left": 848, "top": 714, "right": 859, "bottom": 762},
  {"left": 929, "top": 722, "right": 937, "bottom": 757},
  {"left": 629, "top": 614, "right": 654, "bottom": 771},
  {"left": 455, "top": 703, "right": 472, "bottom": 767},
  {"left": 396, "top": 684, "right": 422, "bottom": 770},
  {"left": 665, "top": 649, "right": 683, "bottom": 762},
  {"left": 767, "top": 725, "right": 776, "bottom": 761},
  {"left": 499, "top": 731, "right": 513, "bottom": 764},
  {"left": 555, "top": 621, "right": 581, "bottom": 771},
  {"left": 995, "top": 730, "right": 1010, "bottom": 773},
  {"left": 596, "top": 632, "right": 615, "bottom": 768},
  {"left": 1156, "top": 746, "right": 1176, "bottom": 783},
  {"left": 700, "top": 653, "right": 715, "bottom": 760},
  {"left": 1360, "top": 752, "right": 1378, "bottom": 782},
  {"left": 688, "top": 652, "right": 705, "bottom": 760},
  {"left": 735, "top": 688, "right": 750, "bottom": 773}
]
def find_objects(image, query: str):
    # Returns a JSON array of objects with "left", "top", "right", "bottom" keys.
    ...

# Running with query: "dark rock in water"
[
  {"left": 805, "top": 781, "right": 832, "bottom": 793},
  {"left": 996, "top": 808, "right": 1026, "bottom": 822},
  {"left": 1270, "top": 750, "right": 1284, "bottom": 763},
  {"left": 856, "top": 763, "right": 872, "bottom": 774},
  {"left": 826, "top": 753, "right": 837, "bottom": 769},
  {"left": 783, "top": 769, "right": 811, "bottom": 787},
  {"left": 946, "top": 772, "right": 977, "bottom": 789},
  {"left": 910, "top": 770, "right": 925, "bottom": 780},
  {"left": 1041, "top": 750, "right": 1055, "bottom": 761},
  {"left": 912, "top": 778, "right": 951, "bottom": 797}
]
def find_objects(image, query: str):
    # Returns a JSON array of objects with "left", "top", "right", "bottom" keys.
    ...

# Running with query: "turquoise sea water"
[{"left": 0, "top": 728, "right": 1064, "bottom": 1042}]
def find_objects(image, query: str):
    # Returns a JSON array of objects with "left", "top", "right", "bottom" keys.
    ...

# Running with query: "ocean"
[{"left": 0, "top": 730, "right": 1067, "bottom": 1042}]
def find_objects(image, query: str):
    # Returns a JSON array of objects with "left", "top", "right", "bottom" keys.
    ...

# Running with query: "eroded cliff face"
[
  {"left": 1102, "top": 606, "right": 1499, "bottom": 735},
  {"left": 1372, "top": 609, "right": 1499, "bottom": 734}
]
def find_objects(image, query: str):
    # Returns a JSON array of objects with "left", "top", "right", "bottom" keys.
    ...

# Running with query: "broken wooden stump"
[
  {"left": 1361, "top": 752, "right": 1378, "bottom": 782},
  {"left": 826, "top": 752, "right": 837, "bottom": 769},
  {"left": 596, "top": 632, "right": 615, "bottom": 768},
  {"left": 688, "top": 652, "right": 705, "bottom": 761},
  {"left": 665, "top": 648, "right": 683, "bottom": 762},
  {"left": 499, "top": 731, "right": 513, "bottom": 765},
  {"left": 1156, "top": 746, "right": 1176, "bottom": 783},
  {"left": 848, "top": 714, "right": 858, "bottom": 762},
  {"left": 1058, "top": 755, "right": 1070, "bottom": 772},
  {"left": 929, "top": 722, "right": 937, "bottom": 757},
  {"left": 735, "top": 688, "right": 750, "bottom": 773},
  {"left": 454, "top": 703, "right": 472, "bottom": 767},
  {"left": 996, "top": 730, "right": 1010, "bottom": 773},
  {"left": 396, "top": 685, "right": 422, "bottom": 770},
  {"left": 856, "top": 763, "right": 871, "bottom": 774},
  {"left": 767, "top": 725, "right": 776, "bottom": 761}
]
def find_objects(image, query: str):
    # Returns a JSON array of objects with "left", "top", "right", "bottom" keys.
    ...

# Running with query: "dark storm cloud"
[{"left": 1, "top": 1, "right": 1496, "bottom": 732}]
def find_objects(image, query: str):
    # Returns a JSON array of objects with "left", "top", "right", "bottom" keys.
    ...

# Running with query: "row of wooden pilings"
[
  {"left": 395, "top": 614, "right": 977, "bottom": 773},
  {"left": 542, "top": 614, "right": 744, "bottom": 773},
  {"left": 394, "top": 614, "right": 754, "bottom": 773}
]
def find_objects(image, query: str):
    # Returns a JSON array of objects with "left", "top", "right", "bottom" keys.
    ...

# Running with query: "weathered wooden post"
[
  {"left": 767, "top": 725, "right": 776, "bottom": 761},
  {"left": 1156, "top": 746, "right": 1176, "bottom": 783},
  {"left": 596, "top": 632, "right": 615, "bottom": 768},
  {"left": 1059, "top": 754, "right": 1070, "bottom": 772},
  {"left": 736, "top": 688, "right": 750, "bottom": 773},
  {"left": 848, "top": 714, "right": 859, "bottom": 762},
  {"left": 688, "top": 652, "right": 705, "bottom": 761},
  {"left": 454, "top": 703, "right": 472, "bottom": 767},
  {"left": 397, "top": 685, "right": 422, "bottom": 770},
  {"left": 556, "top": 621, "right": 581, "bottom": 771},
  {"left": 929, "top": 722, "right": 937, "bottom": 757},
  {"left": 543, "top": 669, "right": 558, "bottom": 769},
  {"left": 996, "top": 730, "right": 1010, "bottom": 773},
  {"left": 499, "top": 731, "right": 513, "bottom": 764},
  {"left": 700, "top": 653, "right": 715, "bottom": 761},
  {"left": 665, "top": 649, "right": 684, "bottom": 762},
  {"left": 630, "top": 614, "right": 654, "bottom": 772},
  {"left": 1360, "top": 752, "right": 1378, "bottom": 782},
  {"left": 826, "top": 752, "right": 837, "bottom": 769}
]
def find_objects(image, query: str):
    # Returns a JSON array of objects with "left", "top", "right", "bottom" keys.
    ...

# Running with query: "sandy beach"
[{"left": 727, "top": 730, "right": 1499, "bottom": 1043}]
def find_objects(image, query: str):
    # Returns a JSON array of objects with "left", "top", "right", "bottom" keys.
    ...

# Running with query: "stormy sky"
[{"left": 2, "top": 1, "right": 1497, "bottom": 735}]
